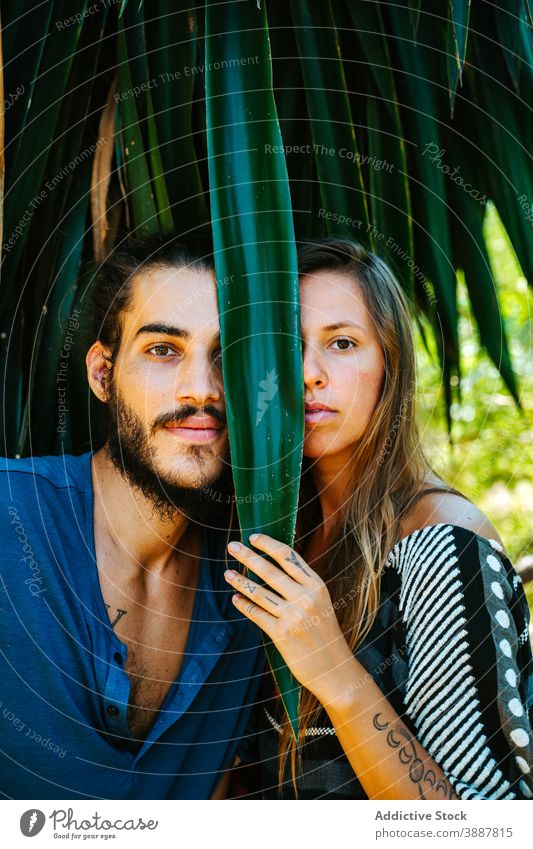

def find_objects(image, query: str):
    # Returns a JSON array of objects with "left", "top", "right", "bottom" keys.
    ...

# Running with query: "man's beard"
[{"left": 104, "top": 375, "right": 234, "bottom": 529}]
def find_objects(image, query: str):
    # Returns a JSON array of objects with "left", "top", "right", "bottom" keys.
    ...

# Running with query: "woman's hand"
[
  {"left": 224, "top": 533, "right": 356, "bottom": 706},
  {"left": 224, "top": 534, "right": 466, "bottom": 800}
]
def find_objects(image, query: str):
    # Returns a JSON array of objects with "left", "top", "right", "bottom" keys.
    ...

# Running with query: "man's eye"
[
  {"left": 329, "top": 338, "right": 357, "bottom": 351},
  {"left": 148, "top": 344, "right": 176, "bottom": 358}
]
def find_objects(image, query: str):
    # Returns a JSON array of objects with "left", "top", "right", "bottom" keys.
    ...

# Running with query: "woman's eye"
[
  {"left": 329, "top": 338, "right": 357, "bottom": 351},
  {"left": 148, "top": 344, "right": 176, "bottom": 358}
]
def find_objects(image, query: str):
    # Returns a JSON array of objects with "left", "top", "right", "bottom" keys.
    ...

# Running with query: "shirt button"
[
  {"left": 106, "top": 705, "right": 119, "bottom": 716},
  {"left": 114, "top": 652, "right": 123, "bottom": 665}
]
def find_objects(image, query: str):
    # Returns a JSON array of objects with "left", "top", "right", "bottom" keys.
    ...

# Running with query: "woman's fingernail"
[
  {"left": 224, "top": 570, "right": 236, "bottom": 579},
  {"left": 227, "top": 541, "right": 241, "bottom": 552},
  {"left": 249, "top": 533, "right": 259, "bottom": 542}
]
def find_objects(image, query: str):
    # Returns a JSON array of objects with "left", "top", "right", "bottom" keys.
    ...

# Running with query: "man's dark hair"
[{"left": 91, "top": 229, "right": 215, "bottom": 360}]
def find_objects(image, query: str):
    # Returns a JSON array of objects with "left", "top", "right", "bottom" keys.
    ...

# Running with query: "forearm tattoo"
[
  {"left": 105, "top": 604, "right": 127, "bottom": 629},
  {"left": 372, "top": 712, "right": 457, "bottom": 800},
  {"left": 285, "top": 550, "right": 312, "bottom": 577}
]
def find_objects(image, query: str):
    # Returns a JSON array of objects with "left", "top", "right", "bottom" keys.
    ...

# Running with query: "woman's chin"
[
  {"left": 303, "top": 429, "right": 358, "bottom": 464},
  {"left": 302, "top": 434, "right": 336, "bottom": 460}
]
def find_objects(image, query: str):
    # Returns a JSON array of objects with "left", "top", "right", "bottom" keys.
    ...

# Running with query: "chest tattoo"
[{"left": 105, "top": 604, "right": 127, "bottom": 629}]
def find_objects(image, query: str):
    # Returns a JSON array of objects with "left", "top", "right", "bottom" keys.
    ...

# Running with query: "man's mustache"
[{"left": 152, "top": 405, "right": 227, "bottom": 432}]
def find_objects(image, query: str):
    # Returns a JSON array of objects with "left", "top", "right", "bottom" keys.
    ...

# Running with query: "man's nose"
[{"left": 174, "top": 351, "right": 222, "bottom": 406}]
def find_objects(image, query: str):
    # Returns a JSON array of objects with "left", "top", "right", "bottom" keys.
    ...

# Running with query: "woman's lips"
[
  {"left": 163, "top": 417, "right": 224, "bottom": 443},
  {"left": 304, "top": 406, "right": 337, "bottom": 424}
]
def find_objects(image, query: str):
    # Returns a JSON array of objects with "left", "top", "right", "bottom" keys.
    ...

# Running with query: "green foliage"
[
  {"left": 1, "top": 2, "right": 531, "bottom": 457},
  {"left": 417, "top": 203, "right": 533, "bottom": 611}
]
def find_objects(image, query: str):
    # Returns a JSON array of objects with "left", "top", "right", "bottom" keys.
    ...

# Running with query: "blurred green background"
[{"left": 417, "top": 202, "right": 532, "bottom": 616}]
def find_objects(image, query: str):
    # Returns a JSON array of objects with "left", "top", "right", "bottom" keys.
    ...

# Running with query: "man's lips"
[{"left": 163, "top": 416, "right": 225, "bottom": 443}]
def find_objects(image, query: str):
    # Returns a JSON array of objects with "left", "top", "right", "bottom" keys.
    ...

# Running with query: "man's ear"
[{"left": 86, "top": 341, "right": 113, "bottom": 403}]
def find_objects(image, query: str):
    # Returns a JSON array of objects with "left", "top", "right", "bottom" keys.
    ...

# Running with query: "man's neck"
[{"left": 91, "top": 446, "right": 197, "bottom": 579}]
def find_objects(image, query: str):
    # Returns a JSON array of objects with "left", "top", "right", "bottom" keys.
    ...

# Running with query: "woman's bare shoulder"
[{"left": 400, "top": 484, "right": 505, "bottom": 549}]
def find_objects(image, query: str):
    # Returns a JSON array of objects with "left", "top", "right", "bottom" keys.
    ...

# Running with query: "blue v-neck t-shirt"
[{"left": 0, "top": 451, "right": 265, "bottom": 799}]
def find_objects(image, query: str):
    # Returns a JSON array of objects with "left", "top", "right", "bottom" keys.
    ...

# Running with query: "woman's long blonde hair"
[{"left": 276, "top": 237, "right": 466, "bottom": 794}]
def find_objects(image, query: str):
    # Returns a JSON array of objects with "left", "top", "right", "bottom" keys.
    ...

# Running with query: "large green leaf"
[
  {"left": 116, "top": 14, "right": 161, "bottom": 233},
  {"left": 1, "top": 0, "right": 54, "bottom": 172},
  {"left": 268, "top": 5, "right": 315, "bottom": 239},
  {"left": 290, "top": 0, "right": 370, "bottom": 241},
  {"left": 205, "top": 0, "right": 304, "bottom": 740},
  {"left": 406, "top": 0, "right": 424, "bottom": 40},
  {"left": 447, "top": 0, "right": 471, "bottom": 111},
  {"left": 450, "top": 0, "right": 471, "bottom": 69},
  {"left": 446, "top": 138, "right": 520, "bottom": 404},
  {"left": 29, "top": 7, "right": 109, "bottom": 312},
  {"left": 345, "top": 0, "right": 414, "bottom": 294},
  {"left": 144, "top": 2, "right": 208, "bottom": 229},
  {"left": 470, "top": 38, "right": 533, "bottom": 289},
  {"left": 386, "top": 5, "right": 459, "bottom": 371},
  {"left": 0, "top": 271, "right": 25, "bottom": 455},
  {"left": 120, "top": 2, "right": 174, "bottom": 232},
  {"left": 493, "top": 0, "right": 533, "bottom": 96},
  {"left": 0, "top": 1, "right": 102, "bottom": 454},
  {"left": 18, "top": 155, "right": 92, "bottom": 457},
  {"left": 366, "top": 97, "right": 414, "bottom": 299},
  {"left": 0, "top": 0, "right": 88, "bottom": 318}
]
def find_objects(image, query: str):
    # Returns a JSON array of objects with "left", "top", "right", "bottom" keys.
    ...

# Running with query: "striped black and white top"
[{"left": 234, "top": 523, "right": 533, "bottom": 800}]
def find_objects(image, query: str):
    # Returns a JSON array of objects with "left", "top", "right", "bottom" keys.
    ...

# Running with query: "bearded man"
[{"left": 0, "top": 232, "right": 264, "bottom": 799}]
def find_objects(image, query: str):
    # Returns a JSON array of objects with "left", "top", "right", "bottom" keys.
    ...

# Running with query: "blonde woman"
[{"left": 225, "top": 238, "right": 533, "bottom": 800}]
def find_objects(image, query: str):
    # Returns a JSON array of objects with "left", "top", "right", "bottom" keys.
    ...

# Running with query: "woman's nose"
[{"left": 303, "top": 344, "right": 327, "bottom": 388}]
